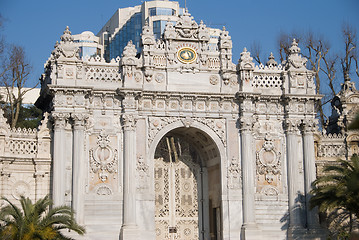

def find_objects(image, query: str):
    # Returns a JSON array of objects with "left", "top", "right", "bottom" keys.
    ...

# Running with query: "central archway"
[{"left": 152, "top": 126, "right": 222, "bottom": 240}]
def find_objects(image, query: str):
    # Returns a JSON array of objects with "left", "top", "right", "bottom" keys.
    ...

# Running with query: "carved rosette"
[
  {"left": 89, "top": 130, "right": 118, "bottom": 183},
  {"left": 227, "top": 157, "right": 241, "bottom": 189},
  {"left": 209, "top": 75, "right": 219, "bottom": 85}
]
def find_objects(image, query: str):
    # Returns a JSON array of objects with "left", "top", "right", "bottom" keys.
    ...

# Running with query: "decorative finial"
[
  {"left": 64, "top": 26, "right": 71, "bottom": 35},
  {"left": 60, "top": 26, "right": 74, "bottom": 43},
  {"left": 243, "top": 47, "right": 247, "bottom": 52},
  {"left": 222, "top": 26, "right": 226, "bottom": 31},
  {"left": 266, "top": 52, "right": 278, "bottom": 67},
  {"left": 289, "top": 38, "right": 300, "bottom": 54}
]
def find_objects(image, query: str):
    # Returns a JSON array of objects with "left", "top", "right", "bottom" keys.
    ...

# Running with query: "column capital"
[
  {"left": 301, "top": 119, "right": 317, "bottom": 134},
  {"left": 240, "top": 116, "right": 254, "bottom": 132},
  {"left": 284, "top": 119, "right": 301, "bottom": 134},
  {"left": 72, "top": 113, "right": 88, "bottom": 129},
  {"left": 122, "top": 114, "right": 137, "bottom": 131},
  {"left": 51, "top": 112, "right": 70, "bottom": 129}
]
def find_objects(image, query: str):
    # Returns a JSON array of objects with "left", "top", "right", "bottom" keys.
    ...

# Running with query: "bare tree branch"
[
  {"left": 341, "top": 23, "right": 357, "bottom": 81},
  {"left": 1, "top": 45, "right": 35, "bottom": 128},
  {"left": 250, "top": 40, "right": 262, "bottom": 65}
]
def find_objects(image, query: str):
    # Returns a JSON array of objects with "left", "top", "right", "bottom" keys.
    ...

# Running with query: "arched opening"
[{"left": 153, "top": 127, "right": 221, "bottom": 240}]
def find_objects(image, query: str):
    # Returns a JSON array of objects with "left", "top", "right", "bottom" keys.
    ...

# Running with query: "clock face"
[{"left": 177, "top": 47, "right": 197, "bottom": 64}]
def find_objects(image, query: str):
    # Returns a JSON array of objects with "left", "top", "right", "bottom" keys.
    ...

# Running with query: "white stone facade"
[
  {"left": 6, "top": 9, "right": 359, "bottom": 240},
  {"left": 0, "top": 110, "right": 51, "bottom": 205}
]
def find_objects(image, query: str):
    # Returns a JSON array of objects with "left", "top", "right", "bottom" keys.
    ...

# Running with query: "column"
[
  {"left": 302, "top": 120, "right": 319, "bottom": 229},
  {"left": 52, "top": 112, "right": 67, "bottom": 206},
  {"left": 240, "top": 116, "right": 257, "bottom": 230},
  {"left": 72, "top": 113, "right": 86, "bottom": 224},
  {"left": 120, "top": 114, "right": 138, "bottom": 240},
  {"left": 285, "top": 119, "right": 302, "bottom": 228}
]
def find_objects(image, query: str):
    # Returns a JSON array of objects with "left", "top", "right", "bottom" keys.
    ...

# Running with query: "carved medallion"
[
  {"left": 155, "top": 73, "right": 165, "bottom": 83},
  {"left": 177, "top": 47, "right": 197, "bottom": 64},
  {"left": 209, "top": 75, "right": 219, "bottom": 85},
  {"left": 12, "top": 181, "right": 30, "bottom": 199},
  {"left": 89, "top": 130, "right": 118, "bottom": 182}
]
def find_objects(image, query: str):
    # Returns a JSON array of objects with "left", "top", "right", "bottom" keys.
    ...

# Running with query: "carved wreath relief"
[
  {"left": 89, "top": 130, "right": 118, "bottom": 195},
  {"left": 255, "top": 134, "right": 282, "bottom": 196}
]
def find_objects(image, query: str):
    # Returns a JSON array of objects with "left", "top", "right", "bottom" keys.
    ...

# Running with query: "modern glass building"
[
  {"left": 97, "top": 0, "right": 219, "bottom": 62},
  {"left": 73, "top": 31, "right": 103, "bottom": 59}
]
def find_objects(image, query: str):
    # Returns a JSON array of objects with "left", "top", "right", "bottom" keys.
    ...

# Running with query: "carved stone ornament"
[
  {"left": 285, "top": 39, "right": 307, "bottom": 71},
  {"left": 89, "top": 130, "right": 118, "bottom": 182},
  {"left": 141, "top": 21, "right": 155, "bottom": 45},
  {"left": 209, "top": 75, "right": 219, "bottom": 85},
  {"left": 72, "top": 113, "right": 87, "bottom": 129},
  {"left": 302, "top": 119, "right": 317, "bottom": 134},
  {"left": 51, "top": 112, "right": 70, "bottom": 129},
  {"left": 163, "top": 21, "right": 176, "bottom": 40},
  {"left": 51, "top": 26, "right": 80, "bottom": 60},
  {"left": 219, "top": 26, "right": 232, "bottom": 49},
  {"left": 12, "top": 181, "right": 30, "bottom": 199},
  {"left": 175, "top": 11, "right": 199, "bottom": 39},
  {"left": 285, "top": 119, "right": 301, "bottom": 134},
  {"left": 256, "top": 134, "right": 281, "bottom": 184},
  {"left": 136, "top": 155, "right": 149, "bottom": 191},
  {"left": 198, "top": 20, "right": 210, "bottom": 41},
  {"left": 144, "top": 68, "right": 154, "bottom": 82},
  {"left": 122, "top": 114, "right": 137, "bottom": 131},
  {"left": 148, "top": 117, "right": 226, "bottom": 147},
  {"left": 155, "top": 73, "right": 165, "bottom": 83},
  {"left": 227, "top": 157, "right": 241, "bottom": 189},
  {"left": 238, "top": 48, "right": 255, "bottom": 71},
  {"left": 96, "top": 184, "right": 112, "bottom": 196},
  {"left": 240, "top": 117, "right": 254, "bottom": 132},
  {"left": 134, "top": 71, "right": 143, "bottom": 82}
]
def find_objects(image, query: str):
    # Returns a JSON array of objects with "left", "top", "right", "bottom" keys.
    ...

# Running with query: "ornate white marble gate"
[{"left": 33, "top": 8, "right": 325, "bottom": 239}]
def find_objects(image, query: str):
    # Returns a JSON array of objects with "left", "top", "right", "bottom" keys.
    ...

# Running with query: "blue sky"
[{"left": 1, "top": 0, "right": 358, "bottom": 88}]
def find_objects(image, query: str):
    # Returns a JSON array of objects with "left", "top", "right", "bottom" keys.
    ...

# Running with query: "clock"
[{"left": 177, "top": 47, "right": 197, "bottom": 64}]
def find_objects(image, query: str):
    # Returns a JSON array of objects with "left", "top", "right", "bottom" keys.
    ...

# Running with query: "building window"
[
  {"left": 108, "top": 12, "right": 142, "bottom": 60},
  {"left": 149, "top": 7, "right": 175, "bottom": 16},
  {"left": 79, "top": 47, "right": 97, "bottom": 58},
  {"left": 153, "top": 20, "right": 177, "bottom": 39}
]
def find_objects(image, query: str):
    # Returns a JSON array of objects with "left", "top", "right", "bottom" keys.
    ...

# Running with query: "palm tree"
[
  {"left": 310, "top": 154, "right": 359, "bottom": 234},
  {"left": 0, "top": 195, "right": 85, "bottom": 240}
]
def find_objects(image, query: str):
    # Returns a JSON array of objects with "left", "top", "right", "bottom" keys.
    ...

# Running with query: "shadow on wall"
[{"left": 280, "top": 191, "right": 307, "bottom": 239}]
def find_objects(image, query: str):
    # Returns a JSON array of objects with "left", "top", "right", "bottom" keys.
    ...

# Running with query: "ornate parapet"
[
  {"left": 0, "top": 111, "right": 51, "bottom": 160},
  {"left": 0, "top": 110, "right": 52, "bottom": 202}
]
